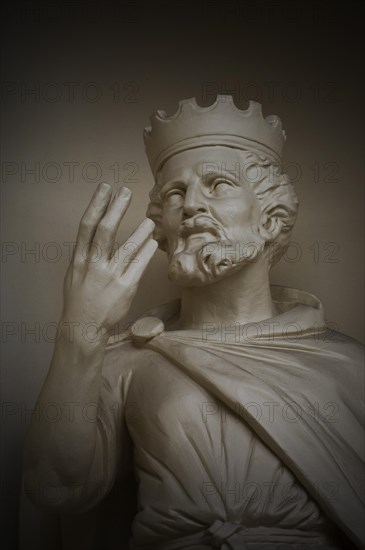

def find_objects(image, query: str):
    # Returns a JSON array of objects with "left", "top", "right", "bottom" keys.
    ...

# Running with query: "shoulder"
[
  {"left": 319, "top": 329, "right": 364, "bottom": 363},
  {"left": 100, "top": 332, "right": 153, "bottom": 395},
  {"left": 306, "top": 330, "right": 364, "bottom": 404}
]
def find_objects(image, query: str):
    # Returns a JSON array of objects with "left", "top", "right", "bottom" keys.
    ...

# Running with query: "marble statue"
[{"left": 23, "top": 96, "right": 364, "bottom": 549}]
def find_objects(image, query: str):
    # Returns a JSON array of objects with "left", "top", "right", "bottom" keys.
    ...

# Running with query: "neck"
[{"left": 176, "top": 258, "right": 275, "bottom": 330}]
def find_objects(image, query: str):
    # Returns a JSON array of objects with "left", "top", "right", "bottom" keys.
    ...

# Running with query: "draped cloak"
[{"left": 19, "top": 286, "right": 364, "bottom": 550}]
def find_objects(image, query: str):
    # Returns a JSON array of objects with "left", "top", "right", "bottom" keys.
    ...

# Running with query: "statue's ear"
[{"left": 257, "top": 212, "right": 282, "bottom": 243}]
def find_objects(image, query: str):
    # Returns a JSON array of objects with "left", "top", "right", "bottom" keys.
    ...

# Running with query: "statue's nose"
[{"left": 182, "top": 184, "right": 208, "bottom": 219}]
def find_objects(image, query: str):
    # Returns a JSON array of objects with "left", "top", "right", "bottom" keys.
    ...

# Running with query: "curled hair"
[{"left": 146, "top": 149, "right": 299, "bottom": 267}]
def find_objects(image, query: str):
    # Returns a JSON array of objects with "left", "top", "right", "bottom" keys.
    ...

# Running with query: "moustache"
[{"left": 177, "top": 215, "right": 224, "bottom": 239}]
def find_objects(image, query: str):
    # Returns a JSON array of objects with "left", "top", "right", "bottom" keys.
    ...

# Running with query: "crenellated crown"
[{"left": 143, "top": 95, "right": 286, "bottom": 177}]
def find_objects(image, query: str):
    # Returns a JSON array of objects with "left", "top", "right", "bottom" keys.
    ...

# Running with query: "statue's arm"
[{"left": 23, "top": 183, "right": 157, "bottom": 513}]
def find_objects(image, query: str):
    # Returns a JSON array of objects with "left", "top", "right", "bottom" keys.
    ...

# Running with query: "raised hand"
[{"left": 62, "top": 182, "right": 157, "bottom": 338}]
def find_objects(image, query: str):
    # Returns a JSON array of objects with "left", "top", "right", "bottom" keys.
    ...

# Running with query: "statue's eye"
[
  {"left": 211, "top": 180, "right": 233, "bottom": 193},
  {"left": 164, "top": 189, "right": 185, "bottom": 204},
  {"left": 166, "top": 189, "right": 183, "bottom": 196}
]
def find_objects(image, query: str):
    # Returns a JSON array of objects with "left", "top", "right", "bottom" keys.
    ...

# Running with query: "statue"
[{"left": 23, "top": 96, "right": 364, "bottom": 549}]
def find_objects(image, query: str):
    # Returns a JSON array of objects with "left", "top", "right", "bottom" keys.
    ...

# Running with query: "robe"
[
  {"left": 92, "top": 285, "right": 364, "bottom": 549},
  {"left": 19, "top": 286, "right": 364, "bottom": 550}
]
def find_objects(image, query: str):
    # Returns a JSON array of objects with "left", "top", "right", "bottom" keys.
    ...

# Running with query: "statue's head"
[{"left": 144, "top": 96, "right": 298, "bottom": 287}]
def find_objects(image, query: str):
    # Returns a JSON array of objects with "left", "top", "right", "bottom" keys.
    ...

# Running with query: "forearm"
[
  {"left": 23, "top": 184, "right": 156, "bottom": 511},
  {"left": 24, "top": 322, "right": 110, "bottom": 509}
]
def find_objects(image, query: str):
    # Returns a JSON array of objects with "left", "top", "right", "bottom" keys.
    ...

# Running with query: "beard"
[{"left": 167, "top": 214, "right": 266, "bottom": 287}]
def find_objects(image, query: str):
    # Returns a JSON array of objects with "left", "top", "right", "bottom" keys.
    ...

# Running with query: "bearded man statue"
[{"left": 23, "top": 96, "right": 364, "bottom": 550}]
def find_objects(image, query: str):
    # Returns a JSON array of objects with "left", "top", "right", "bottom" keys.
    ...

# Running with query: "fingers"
[
  {"left": 74, "top": 183, "right": 113, "bottom": 262},
  {"left": 92, "top": 186, "right": 132, "bottom": 259},
  {"left": 122, "top": 237, "right": 158, "bottom": 286},
  {"left": 111, "top": 218, "right": 155, "bottom": 266}
]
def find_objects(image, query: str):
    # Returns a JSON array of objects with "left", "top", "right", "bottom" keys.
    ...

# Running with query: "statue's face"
[{"left": 158, "top": 146, "right": 266, "bottom": 286}]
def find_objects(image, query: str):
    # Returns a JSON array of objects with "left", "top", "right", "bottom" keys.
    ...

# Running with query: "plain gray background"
[{"left": 1, "top": 1, "right": 364, "bottom": 548}]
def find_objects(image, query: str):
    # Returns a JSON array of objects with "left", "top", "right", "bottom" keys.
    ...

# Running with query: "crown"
[{"left": 143, "top": 95, "right": 286, "bottom": 177}]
